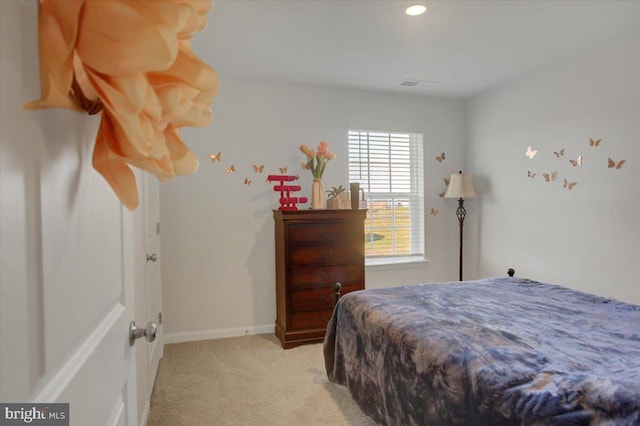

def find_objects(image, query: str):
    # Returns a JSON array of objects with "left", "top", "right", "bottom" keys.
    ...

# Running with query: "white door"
[
  {"left": 0, "top": 1, "right": 138, "bottom": 424},
  {"left": 134, "top": 172, "right": 164, "bottom": 424}
]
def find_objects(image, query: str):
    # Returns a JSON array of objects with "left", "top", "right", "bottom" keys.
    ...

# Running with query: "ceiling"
[{"left": 195, "top": 0, "right": 640, "bottom": 98}]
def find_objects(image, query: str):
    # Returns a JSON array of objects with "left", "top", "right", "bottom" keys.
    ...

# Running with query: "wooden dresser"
[{"left": 273, "top": 209, "right": 366, "bottom": 349}]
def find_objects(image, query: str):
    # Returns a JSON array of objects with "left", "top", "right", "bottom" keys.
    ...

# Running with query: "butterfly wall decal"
[
  {"left": 435, "top": 153, "right": 445, "bottom": 163},
  {"left": 253, "top": 164, "right": 265, "bottom": 173},
  {"left": 569, "top": 155, "right": 583, "bottom": 166},
  {"left": 528, "top": 171, "right": 536, "bottom": 179},
  {"left": 244, "top": 178, "right": 252, "bottom": 185},
  {"left": 542, "top": 171, "right": 557, "bottom": 182},
  {"left": 279, "top": 166, "right": 288, "bottom": 174},
  {"left": 444, "top": 178, "right": 450, "bottom": 186},
  {"left": 430, "top": 208, "right": 438, "bottom": 216},
  {"left": 525, "top": 146, "right": 538, "bottom": 159},
  {"left": 607, "top": 157, "right": 626, "bottom": 169},
  {"left": 225, "top": 164, "right": 235, "bottom": 173},
  {"left": 553, "top": 149, "right": 565, "bottom": 157},
  {"left": 208, "top": 152, "right": 221, "bottom": 162},
  {"left": 589, "top": 138, "right": 601, "bottom": 147},
  {"left": 438, "top": 191, "right": 445, "bottom": 198},
  {"left": 563, "top": 178, "right": 577, "bottom": 190}
]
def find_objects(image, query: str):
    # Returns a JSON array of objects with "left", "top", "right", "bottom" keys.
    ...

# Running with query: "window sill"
[{"left": 365, "top": 256, "right": 430, "bottom": 271}]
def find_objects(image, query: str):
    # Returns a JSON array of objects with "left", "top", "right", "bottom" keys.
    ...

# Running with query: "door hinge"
[
  {"left": 158, "top": 312, "right": 163, "bottom": 325},
  {"left": 156, "top": 222, "right": 160, "bottom": 235}
]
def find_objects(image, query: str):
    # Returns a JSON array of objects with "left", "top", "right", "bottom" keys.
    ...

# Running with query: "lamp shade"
[{"left": 445, "top": 172, "right": 477, "bottom": 199}]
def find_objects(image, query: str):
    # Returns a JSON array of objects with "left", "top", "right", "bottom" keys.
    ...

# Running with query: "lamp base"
[{"left": 456, "top": 198, "right": 466, "bottom": 281}]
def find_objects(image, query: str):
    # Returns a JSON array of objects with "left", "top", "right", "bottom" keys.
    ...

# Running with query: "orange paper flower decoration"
[{"left": 25, "top": 0, "right": 219, "bottom": 210}]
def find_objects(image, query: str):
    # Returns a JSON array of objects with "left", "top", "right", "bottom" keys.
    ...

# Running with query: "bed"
[{"left": 323, "top": 276, "right": 640, "bottom": 425}]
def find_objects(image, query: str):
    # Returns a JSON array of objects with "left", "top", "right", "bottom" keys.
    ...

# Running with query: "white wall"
[
  {"left": 160, "top": 80, "right": 467, "bottom": 340},
  {"left": 466, "top": 29, "right": 640, "bottom": 304}
]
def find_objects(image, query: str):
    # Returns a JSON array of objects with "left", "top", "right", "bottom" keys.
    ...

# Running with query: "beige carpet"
[{"left": 147, "top": 334, "right": 378, "bottom": 425}]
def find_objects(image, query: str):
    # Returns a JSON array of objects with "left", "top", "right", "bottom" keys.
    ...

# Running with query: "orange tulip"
[{"left": 25, "top": 0, "right": 218, "bottom": 210}]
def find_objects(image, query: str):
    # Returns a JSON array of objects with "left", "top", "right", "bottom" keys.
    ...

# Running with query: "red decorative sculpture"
[{"left": 267, "top": 175, "right": 308, "bottom": 210}]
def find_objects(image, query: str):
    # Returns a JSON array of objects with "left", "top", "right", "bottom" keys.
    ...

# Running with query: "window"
[{"left": 348, "top": 130, "right": 424, "bottom": 265}]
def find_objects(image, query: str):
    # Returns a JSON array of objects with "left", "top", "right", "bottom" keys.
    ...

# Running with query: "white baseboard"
[
  {"left": 164, "top": 324, "right": 275, "bottom": 344},
  {"left": 138, "top": 400, "right": 150, "bottom": 426}
]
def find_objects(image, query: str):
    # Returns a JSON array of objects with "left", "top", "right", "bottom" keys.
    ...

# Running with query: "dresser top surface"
[{"left": 273, "top": 209, "right": 367, "bottom": 221}]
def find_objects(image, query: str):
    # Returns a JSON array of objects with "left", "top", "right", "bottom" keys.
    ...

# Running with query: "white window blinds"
[{"left": 348, "top": 130, "right": 425, "bottom": 262}]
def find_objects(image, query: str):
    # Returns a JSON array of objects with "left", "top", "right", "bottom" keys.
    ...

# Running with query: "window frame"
[{"left": 348, "top": 129, "right": 425, "bottom": 266}]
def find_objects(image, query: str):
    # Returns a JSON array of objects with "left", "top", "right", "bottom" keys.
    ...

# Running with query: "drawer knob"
[
  {"left": 320, "top": 251, "right": 333, "bottom": 260},
  {"left": 319, "top": 230, "right": 333, "bottom": 238}
]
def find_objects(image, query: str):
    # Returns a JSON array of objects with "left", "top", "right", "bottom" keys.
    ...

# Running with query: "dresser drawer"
[
  {"left": 289, "top": 287, "right": 334, "bottom": 310},
  {"left": 289, "top": 244, "right": 363, "bottom": 266},
  {"left": 289, "top": 308, "right": 334, "bottom": 331},
  {"left": 287, "top": 222, "right": 362, "bottom": 245},
  {"left": 289, "top": 285, "right": 362, "bottom": 310},
  {"left": 288, "top": 264, "right": 363, "bottom": 289}
]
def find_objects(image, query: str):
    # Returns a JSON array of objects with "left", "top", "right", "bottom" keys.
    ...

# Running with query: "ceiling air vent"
[{"left": 400, "top": 79, "right": 440, "bottom": 88}]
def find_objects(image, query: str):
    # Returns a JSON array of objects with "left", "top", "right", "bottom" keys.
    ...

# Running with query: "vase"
[{"left": 311, "top": 178, "right": 324, "bottom": 209}]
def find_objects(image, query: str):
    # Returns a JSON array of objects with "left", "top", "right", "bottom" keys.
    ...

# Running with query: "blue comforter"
[{"left": 324, "top": 277, "right": 640, "bottom": 425}]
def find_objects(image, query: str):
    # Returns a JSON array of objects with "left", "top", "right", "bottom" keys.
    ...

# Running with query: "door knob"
[
  {"left": 146, "top": 253, "right": 157, "bottom": 262},
  {"left": 129, "top": 321, "right": 157, "bottom": 346}
]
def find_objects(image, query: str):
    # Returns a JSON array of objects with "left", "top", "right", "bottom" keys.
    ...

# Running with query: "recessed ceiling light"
[{"left": 405, "top": 5, "right": 427, "bottom": 16}]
